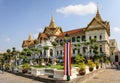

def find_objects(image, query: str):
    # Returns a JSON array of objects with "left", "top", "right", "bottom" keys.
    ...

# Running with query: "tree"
[
  {"left": 34, "top": 39, "right": 39, "bottom": 45},
  {"left": 7, "top": 49, "right": 11, "bottom": 53},
  {"left": 43, "top": 46, "right": 49, "bottom": 50},
  {"left": 52, "top": 41, "right": 58, "bottom": 46},
  {"left": 92, "top": 45, "right": 99, "bottom": 61}
]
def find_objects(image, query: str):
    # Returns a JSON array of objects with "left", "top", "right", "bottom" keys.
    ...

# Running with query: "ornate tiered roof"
[
  {"left": 22, "top": 34, "right": 34, "bottom": 48},
  {"left": 43, "top": 16, "right": 63, "bottom": 36},
  {"left": 86, "top": 8, "right": 110, "bottom": 36}
]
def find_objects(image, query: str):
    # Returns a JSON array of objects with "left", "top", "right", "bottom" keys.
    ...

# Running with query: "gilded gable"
[{"left": 88, "top": 19, "right": 103, "bottom": 28}]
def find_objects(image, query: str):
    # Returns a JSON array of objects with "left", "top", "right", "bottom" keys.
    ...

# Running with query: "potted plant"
[
  {"left": 78, "top": 63, "right": 86, "bottom": 75},
  {"left": 95, "top": 61, "right": 100, "bottom": 69},
  {"left": 21, "top": 63, "right": 31, "bottom": 73},
  {"left": 88, "top": 60, "right": 95, "bottom": 72},
  {"left": 5, "top": 63, "right": 10, "bottom": 71}
]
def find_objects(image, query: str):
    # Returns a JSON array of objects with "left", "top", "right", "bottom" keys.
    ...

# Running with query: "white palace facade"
[{"left": 22, "top": 9, "right": 120, "bottom": 62}]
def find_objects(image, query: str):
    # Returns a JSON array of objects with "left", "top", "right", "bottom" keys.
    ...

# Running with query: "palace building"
[{"left": 22, "top": 8, "right": 119, "bottom": 62}]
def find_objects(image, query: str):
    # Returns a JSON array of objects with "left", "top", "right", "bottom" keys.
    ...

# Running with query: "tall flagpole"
[{"left": 64, "top": 42, "right": 71, "bottom": 81}]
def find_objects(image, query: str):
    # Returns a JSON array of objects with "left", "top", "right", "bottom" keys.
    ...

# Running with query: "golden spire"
[
  {"left": 95, "top": 3, "right": 102, "bottom": 21},
  {"left": 28, "top": 34, "right": 33, "bottom": 40},
  {"left": 49, "top": 16, "right": 56, "bottom": 28}
]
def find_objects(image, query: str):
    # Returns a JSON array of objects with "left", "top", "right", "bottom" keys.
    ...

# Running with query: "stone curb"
[{"left": 6, "top": 71, "right": 69, "bottom": 83}]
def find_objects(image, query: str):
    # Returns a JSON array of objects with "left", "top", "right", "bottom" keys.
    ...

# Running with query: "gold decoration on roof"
[
  {"left": 49, "top": 16, "right": 56, "bottom": 28},
  {"left": 95, "top": 6, "right": 102, "bottom": 21},
  {"left": 28, "top": 34, "right": 33, "bottom": 40}
]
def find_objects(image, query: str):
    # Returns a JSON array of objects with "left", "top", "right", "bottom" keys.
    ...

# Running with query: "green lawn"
[
  {"left": 32, "top": 64, "right": 79, "bottom": 70},
  {"left": 32, "top": 65, "right": 64, "bottom": 70}
]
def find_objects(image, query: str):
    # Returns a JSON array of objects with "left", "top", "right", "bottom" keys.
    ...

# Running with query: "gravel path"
[{"left": 0, "top": 71, "right": 45, "bottom": 83}]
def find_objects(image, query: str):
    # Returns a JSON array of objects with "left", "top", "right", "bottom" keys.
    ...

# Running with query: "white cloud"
[
  {"left": 56, "top": 2, "right": 97, "bottom": 16},
  {"left": 5, "top": 38, "right": 11, "bottom": 42},
  {"left": 113, "top": 27, "right": 120, "bottom": 32}
]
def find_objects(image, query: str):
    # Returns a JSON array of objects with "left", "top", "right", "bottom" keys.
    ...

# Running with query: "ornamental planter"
[
  {"left": 89, "top": 67, "right": 93, "bottom": 72},
  {"left": 22, "top": 69, "right": 28, "bottom": 73},
  {"left": 96, "top": 65, "right": 99, "bottom": 69},
  {"left": 79, "top": 69, "right": 86, "bottom": 75}
]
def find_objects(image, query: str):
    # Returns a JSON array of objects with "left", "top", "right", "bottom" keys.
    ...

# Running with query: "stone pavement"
[
  {"left": 82, "top": 68, "right": 120, "bottom": 83},
  {"left": 1, "top": 68, "right": 120, "bottom": 83},
  {"left": 0, "top": 70, "right": 45, "bottom": 83}
]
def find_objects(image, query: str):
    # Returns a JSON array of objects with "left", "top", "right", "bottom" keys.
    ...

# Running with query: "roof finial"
[
  {"left": 28, "top": 34, "right": 33, "bottom": 40},
  {"left": 95, "top": 3, "right": 102, "bottom": 21},
  {"left": 96, "top": 2, "right": 100, "bottom": 15},
  {"left": 49, "top": 16, "right": 56, "bottom": 28}
]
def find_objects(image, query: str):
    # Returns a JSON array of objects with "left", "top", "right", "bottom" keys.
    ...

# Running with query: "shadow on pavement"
[{"left": 6, "top": 71, "right": 69, "bottom": 83}]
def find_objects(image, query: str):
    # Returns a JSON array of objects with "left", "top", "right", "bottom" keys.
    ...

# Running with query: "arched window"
[
  {"left": 89, "top": 36, "right": 91, "bottom": 41},
  {"left": 78, "top": 49, "right": 80, "bottom": 53},
  {"left": 73, "top": 49, "right": 75, "bottom": 54},
  {"left": 72, "top": 37, "right": 75, "bottom": 42},
  {"left": 82, "top": 36, "right": 85, "bottom": 41},
  {"left": 90, "top": 49, "right": 92, "bottom": 53},
  {"left": 83, "top": 47, "right": 86, "bottom": 53},
  {"left": 77, "top": 36, "right": 80, "bottom": 42},
  {"left": 94, "top": 36, "right": 97, "bottom": 39},
  {"left": 60, "top": 50, "right": 62, "bottom": 55},
  {"left": 100, "top": 35, "right": 102, "bottom": 40},
  {"left": 100, "top": 45, "right": 102, "bottom": 52},
  {"left": 44, "top": 50, "right": 46, "bottom": 56},
  {"left": 50, "top": 49, "right": 53, "bottom": 57},
  {"left": 60, "top": 39, "right": 62, "bottom": 43},
  {"left": 57, "top": 51, "right": 59, "bottom": 55}
]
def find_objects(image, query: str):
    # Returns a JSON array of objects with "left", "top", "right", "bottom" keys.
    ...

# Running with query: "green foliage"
[
  {"left": 5, "top": 63, "right": 10, "bottom": 70},
  {"left": 19, "top": 55, "right": 28, "bottom": 64},
  {"left": 32, "top": 65, "right": 64, "bottom": 70},
  {"left": 79, "top": 63, "right": 86, "bottom": 70},
  {"left": 6, "top": 49, "right": 11, "bottom": 53},
  {"left": 60, "top": 41, "right": 64, "bottom": 46},
  {"left": 41, "top": 58, "right": 44, "bottom": 62},
  {"left": 74, "top": 44, "right": 77, "bottom": 47},
  {"left": 74, "top": 43, "right": 81, "bottom": 50},
  {"left": 75, "top": 53, "right": 85, "bottom": 64},
  {"left": 43, "top": 46, "right": 49, "bottom": 50},
  {"left": 72, "top": 64, "right": 79, "bottom": 67},
  {"left": 95, "top": 61, "right": 100, "bottom": 66},
  {"left": 77, "top": 38, "right": 80, "bottom": 42},
  {"left": 105, "top": 59, "right": 110, "bottom": 64},
  {"left": 85, "top": 42, "right": 90, "bottom": 45},
  {"left": 52, "top": 41, "right": 58, "bottom": 46},
  {"left": 87, "top": 60, "right": 96, "bottom": 68},
  {"left": 34, "top": 39, "right": 39, "bottom": 45},
  {"left": 21, "top": 63, "right": 31, "bottom": 70}
]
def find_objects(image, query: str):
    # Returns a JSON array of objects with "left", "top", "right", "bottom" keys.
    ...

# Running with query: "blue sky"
[{"left": 0, "top": 0, "right": 120, "bottom": 52}]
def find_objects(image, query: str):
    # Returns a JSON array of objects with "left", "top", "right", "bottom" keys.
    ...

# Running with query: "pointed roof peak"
[
  {"left": 28, "top": 34, "right": 33, "bottom": 40},
  {"left": 49, "top": 16, "right": 56, "bottom": 28},
  {"left": 95, "top": 4, "right": 102, "bottom": 21}
]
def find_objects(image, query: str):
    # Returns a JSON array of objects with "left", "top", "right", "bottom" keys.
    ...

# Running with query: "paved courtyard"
[
  {"left": 0, "top": 71, "right": 45, "bottom": 83},
  {"left": 1, "top": 69, "right": 120, "bottom": 83},
  {"left": 82, "top": 68, "right": 120, "bottom": 83}
]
